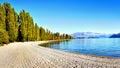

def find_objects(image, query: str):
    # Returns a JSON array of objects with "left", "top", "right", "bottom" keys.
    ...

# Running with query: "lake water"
[{"left": 40, "top": 38, "right": 120, "bottom": 57}]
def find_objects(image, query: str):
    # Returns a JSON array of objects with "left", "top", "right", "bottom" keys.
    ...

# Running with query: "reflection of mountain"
[
  {"left": 71, "top": 32, "right": 112, "bottom": 39},
  {"left": 110, "top": 33, "right": 120, "bottom": 38}
]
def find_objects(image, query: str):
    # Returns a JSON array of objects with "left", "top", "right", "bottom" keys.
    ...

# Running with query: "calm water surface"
[{"left": 40, "top": 38, "right": 120, "bottom": 57}]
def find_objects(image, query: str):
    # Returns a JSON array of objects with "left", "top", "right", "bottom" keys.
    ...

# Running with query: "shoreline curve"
[{"left": 0, "top": 41, "right": 120, "bottom": 68}]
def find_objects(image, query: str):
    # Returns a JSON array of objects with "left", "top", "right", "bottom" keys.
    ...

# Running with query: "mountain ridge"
[{"left": 71, "top": 32, "right": 112, "bottom": 39}]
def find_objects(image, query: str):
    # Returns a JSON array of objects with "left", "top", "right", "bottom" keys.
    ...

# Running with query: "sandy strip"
[{"left": 0, "top": 41, "right": 120, "bottom": 68}]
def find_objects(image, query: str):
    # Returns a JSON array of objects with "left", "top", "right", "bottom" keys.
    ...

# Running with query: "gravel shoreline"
[{"left": 0, "top": 41, "right": 120, "bottom": 68}]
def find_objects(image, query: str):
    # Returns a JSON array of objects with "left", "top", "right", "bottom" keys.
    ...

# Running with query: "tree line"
[{"left": 0, "top": 2, "right": 73, "bottom": 45}]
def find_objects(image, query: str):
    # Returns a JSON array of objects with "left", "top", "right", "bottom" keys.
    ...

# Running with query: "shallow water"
[{"left": 40, "top": 38, "right": 120, "bottom": 57}]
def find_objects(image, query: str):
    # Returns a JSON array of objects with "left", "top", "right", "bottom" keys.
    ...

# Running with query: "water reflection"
[
  {"left": 39, "top": 40, "right": 71, "bottom": 50},
  {"left": 39, "top": 39, "right": 120, "bottom": 57}
]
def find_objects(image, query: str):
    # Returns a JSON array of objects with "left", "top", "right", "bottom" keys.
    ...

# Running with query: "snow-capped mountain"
[{"left": 71, "top": 32, "right": 112, "bottom": 39}]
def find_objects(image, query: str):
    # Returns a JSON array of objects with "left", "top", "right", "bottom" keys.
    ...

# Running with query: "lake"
[{"left": 40, "top": 38, "right": 120, "bottom": 57}]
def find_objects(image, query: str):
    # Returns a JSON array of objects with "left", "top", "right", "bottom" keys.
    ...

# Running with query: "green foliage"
[
  {"left": 0, "top": 2, "right": 73, "bottom": 43},
  {"left": 54, "top": 32, "right": 60, "bottom": 40},
  {"left": 65, "top": 34, "right": 73, "bottom": 39},
  {"left": 34, "top": 23, "right": 40, "bottom": 41},
  {"left": 45, "top": 29, "right": 54, "bottom": 40},
  {"left": 19, "top": 10, "right": 27, "bottom": 41},
  {"left": 0, "top": 29, "right": 9, "bottom": 45},
  {"left": 40, "top": 27, "right": 45, "bottom": 40},
  {"left": 3, "top": 3, "right": 19, "bottom": 42},
  {"left": 0, "top": 3, "right": 6, "bottom": 30},
  {"left": 26, "top": 13, "right": 34, "bottom": 41},
  {"left": 19, "top": 10, "right": 38, "bottom": 41}
]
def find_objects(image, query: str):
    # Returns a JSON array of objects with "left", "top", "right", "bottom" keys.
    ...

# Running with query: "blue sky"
[{"left": 1, "top": 0, "right": 120, "bottom": 34}]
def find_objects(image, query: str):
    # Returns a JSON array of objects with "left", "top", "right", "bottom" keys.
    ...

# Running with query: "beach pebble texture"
[{"left": 0, "top": 41, "right": 120, "bottom": 68}]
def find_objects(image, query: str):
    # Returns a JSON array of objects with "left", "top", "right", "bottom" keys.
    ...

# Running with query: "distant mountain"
[
  {"left": 110, "top": 33, "right": 120, "bottom": 38},
  {"left": 71, "top": 32, "right": 112, "bottom": 39}
]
